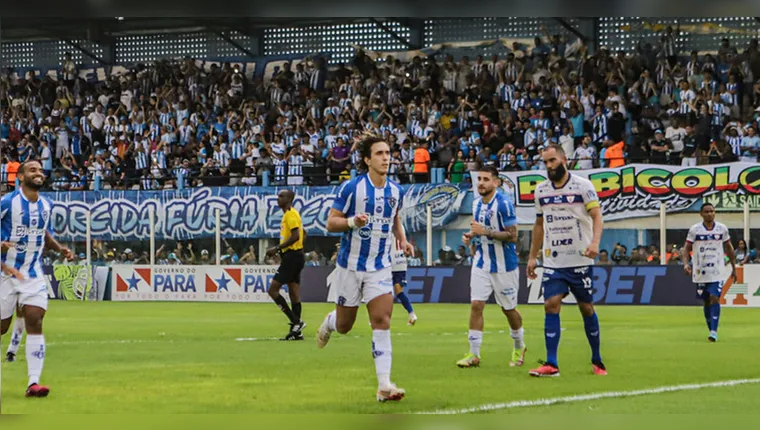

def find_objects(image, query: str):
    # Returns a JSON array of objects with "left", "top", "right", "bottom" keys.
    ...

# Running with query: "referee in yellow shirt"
[{"left": 266, "top": 190, "right": 307, "bottom": 340}]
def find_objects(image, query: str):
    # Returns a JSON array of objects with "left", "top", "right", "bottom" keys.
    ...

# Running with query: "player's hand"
[
  {"left": 400, "top": 241, "right": 414, "bottom": 257},
  {"left": 526, "top": 259, "right": 538, "bottom": 280},
  {"left": 729, "top": 269, "right": 737, "bottom": 284},
  {"left": 266, "top": 246, "right": 279, "bottom": 257},
  {"left": 584, "top": 243, "right": 599, "bottom": 259},
  {"left": 462, "top": 232, "right": 473, "bottom": 246},
  {"left": 60, "top": 246, "right": 74, "bottom": 260},
  {"left": 354, "top": 213, "right": 369, "bottom": 228},
  {"left": 1, "top": 264, "right": 24, "bottom": 281},
  {"left": 0, "top": 241, "right": 13, "bottom": 252},
  {"left": 684, "top": 265, "right": 692, "bottom": 277},
  {"left": 470, "top": 222, "right": 487, "bottom": 236}
]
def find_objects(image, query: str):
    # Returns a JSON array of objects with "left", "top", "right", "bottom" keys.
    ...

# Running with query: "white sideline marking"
[{"left": 416, "top": 378, "right": 760, "bottom": 414}]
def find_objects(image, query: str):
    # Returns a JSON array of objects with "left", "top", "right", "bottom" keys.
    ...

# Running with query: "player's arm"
[
  {"left": 681, "top": 240, "right": 693, "bottom": 269},
  {"left": 587, "top": 206, "right": 603, "bottom": 256},
  {"left": 327, "top": 181, "right": 364, "bottom": 233},
  {"left": 723, "top": 239, "right": 737, "bottom": 281},
  {"left": 487, "top": 225, "right": 517, "bottom": 243},
  {"left": 528, "top": 215, "right": 543, "bottom": 262},
  {"left": 490, "top": 199, "right": 518, "bottom": 243},
  {"left": 45, "top": 231, "right": 73, "bottom": 259}
]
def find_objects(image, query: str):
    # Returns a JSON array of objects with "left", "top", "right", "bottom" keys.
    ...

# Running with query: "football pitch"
[{"left": 1, "top": 301, "right": 759, "bottom": 414}]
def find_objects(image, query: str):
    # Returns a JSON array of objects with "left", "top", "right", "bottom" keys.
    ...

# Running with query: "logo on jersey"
[
  {"left": 567, "top": 195, "right": 575, "bottom": 203},
  {"left": 358, "top": 226, "right": 373, "bottom": 240},
  {"left": 386, "top": 197, "right": 397, "bottom": 209},
  {"left": 551, "top": 238, "right": 573, "bottom": 246}
]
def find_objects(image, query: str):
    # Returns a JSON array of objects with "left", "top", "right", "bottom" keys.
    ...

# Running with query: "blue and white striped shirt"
[
  {"left": 333, "top": 174, "right": 404, "bottom": 272},
  {"left": 135, "top": 151, "right": 149, "bottom": 170},
  {"left": 472, "top": 192, "right": 519, "bottom": 273},
  {"left": 0, "top": 190, "right": 54, "bottom": 280},
  {"left": 592, "top": 114, "right": 608, "bottom": 143},
  {"left": 288, "top": 155, "right": 303, "bottom": 177},
  {"left": 274, "top": 158, "right": 287, "bottom": 182},
  {"left": 231, "top": 139, "right": 245, "bottom": 159}
]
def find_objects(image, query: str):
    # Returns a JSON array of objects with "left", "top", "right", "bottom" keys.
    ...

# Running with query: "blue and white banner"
[{"left": 43, "top": 184, "right": 468, "bottom": 242}]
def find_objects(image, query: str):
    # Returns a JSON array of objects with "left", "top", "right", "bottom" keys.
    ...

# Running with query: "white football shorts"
[
  {"left": 332, "top": 266, "right": 393, "bottom": 307},
  {"left": 0, "top": 275, "right": 49, "bottom": 320},
  {"left": 470, "top": 266, "right": 519, "bottom": 311}
]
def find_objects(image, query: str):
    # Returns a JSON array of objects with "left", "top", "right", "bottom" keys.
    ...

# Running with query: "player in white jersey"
[
  {"left": 681, "top": 203, "right": 736, "bottom": 342},
  {"left": 1, "top": 160, "right": 72, "bottom": 398},
  {"left": 456, "top": 166, "right": 527, "bottom": 369},
  {"left": 526, "top": 145, "right": 607, "bottom": 378},
  {"left": 316, "top": 134, "right": 413, "bottom": 402},
  {"left": 391, "top": 224, "right": 417, "bottom": 326}
]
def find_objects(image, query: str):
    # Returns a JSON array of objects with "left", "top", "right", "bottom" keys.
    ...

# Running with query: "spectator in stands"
[
  {"left": 597, "top": 249, "right": 612, "bottom": 265},
  {"left": 735, "top": 239, "right": 757, "bottom": 265},
  {"left": 611, "top": 244, "right": 631, "bottom": 265}
]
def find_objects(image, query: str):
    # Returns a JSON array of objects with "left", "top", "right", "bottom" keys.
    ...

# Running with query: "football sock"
[
  {"left": 273, "top": 295, "right": 298, "bottom": 324},
  {"left": 583, "top": 313, "right": 602, "bottom": 363},
  {"left": 703, "top": 305, "right": 711, "bottom": 331},
  {"left": 7, "top": 316, "right": 25, "bottom": 355},
  {"left": 510, "top": 327, "right": 525, "bottom": 350},
  {"left": 709, "top": 303, "right": 721, "bottom": 332},
  {"left": 292, "top": 302, "right": 302, "bottom": 322},
  {"left": 468, "top": 329, "right": 483, "bottom": 357},
  {"left": 545, "top": 313, "right": 561, "bottom": 367},
  {"left": 326, "top": 310, "right": 337, "bottom": 332},
  {"left": 26, "top": 334, "right": 45, "bottom": 387},
  {"left": 395, "top": 292, "right": 414, "bottom": 314},
  {"left": 372, "top": 329, "right": 392, "bottom": 387}
]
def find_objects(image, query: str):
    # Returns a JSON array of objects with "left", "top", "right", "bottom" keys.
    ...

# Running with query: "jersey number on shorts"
[{"left": 582, "top": 276, "right": 592, "bottom": 290}]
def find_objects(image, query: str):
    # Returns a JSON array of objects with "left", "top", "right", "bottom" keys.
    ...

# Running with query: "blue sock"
[
  {"left": 395, "top": 292, "right": 414, "bottom": 314},
  {"left": 703, "top": 305, "right": 711, "bottom": 330},
  {"left": 709, "top": 303, "right": 721, "bottom": 332},
  {"left": 544, "top": 313, "right": 561, "bottom": 367},
  {"left": 583, "top": 313, "right": 602, "bottom": 363}
]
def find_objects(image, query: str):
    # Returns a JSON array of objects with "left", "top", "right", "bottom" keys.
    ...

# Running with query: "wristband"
[{"left": 347, "top": 217, "right": 356, "bottom": 228}]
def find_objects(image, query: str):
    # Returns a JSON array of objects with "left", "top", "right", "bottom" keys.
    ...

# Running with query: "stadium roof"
[{"left": 0, "top": 17, "right": 393, "bottom": 42}]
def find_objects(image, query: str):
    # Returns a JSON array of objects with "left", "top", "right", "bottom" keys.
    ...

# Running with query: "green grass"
[{"left": 1, "top": 302, "right": 759, "bottom": 414}]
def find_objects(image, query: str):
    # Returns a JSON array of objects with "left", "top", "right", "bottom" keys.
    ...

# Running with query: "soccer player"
[
  {"left": 266, "top": 189, "right": 306, "bottom": 341},
  {"left": 681, "top": 203, "right": 736, "bottom": 342},
  {"left": 392, "top": 225, "right": 417, "bottom": 326},
  {"left": 316, "top": 134, "right": 413, "bottom": 402},
  {"left": 1, "top": 160, "right": 73, "bottom": 397},
  {"left": 457, "top": 166, "right": 526, "bottom": 368},
  {"left": 526, "top": 145, "right": 607, "bottom": 377}
]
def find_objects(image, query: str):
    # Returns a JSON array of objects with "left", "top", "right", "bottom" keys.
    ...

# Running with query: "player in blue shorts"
[
  {"left": 315, "top": 134, "right": 414, "bottom": 402},
  {"left": 526, "top": 145, "right": 607, "bottom": 377},
  {"left": 681, "top": 203, "right": 736, "bottom": 342}
]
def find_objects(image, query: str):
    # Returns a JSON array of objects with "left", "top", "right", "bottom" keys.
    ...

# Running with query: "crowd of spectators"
[{"left": 3, "top": 27, "right": 760, "bottom": 192}]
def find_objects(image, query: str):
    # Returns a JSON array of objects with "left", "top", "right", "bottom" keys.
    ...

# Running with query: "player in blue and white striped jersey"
[
  {"left": 316, "top": 134, "right": 412, "bottom": 402},
  {"left": 456, "top": 166, "right": 526, "bottom": 369},
  {"left": 1, "top": 160, "right": 72, "bottom": 398}
]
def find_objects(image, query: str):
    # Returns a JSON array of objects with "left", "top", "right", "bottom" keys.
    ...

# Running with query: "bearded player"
[
  {"left": 316, "top": 134, "right": 413, "bottom": 402},
  {"left": 1, "top": 160, "right": 73, "bottom": 397},
  {"left": 456, "top": 165, "right": 526, "bottom": 369},
  {"left": 681, "top": 203, "right": 736, "bottom": 342},
  {"left": 526, "top": 145, "right": 607, "bottom": 377}
]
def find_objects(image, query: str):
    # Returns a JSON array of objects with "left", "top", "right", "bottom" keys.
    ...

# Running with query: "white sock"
[
  {"left": 372, "top": 329, "right": 392, "bottom": 388},
  {"left": 26, "top": 334, "right": 45, "bottom": 387},
  {"left": 7, "top": 317, "right": 25, "bottom": 355},
  {"left": 468, "top": 330, "right": 483, "bottom": 357},
  {"left": 326, "top": 310, "right": 337, "bottom": 332},
  {"left": 511, "top": 327, "right": 525, "bottom": 349}
]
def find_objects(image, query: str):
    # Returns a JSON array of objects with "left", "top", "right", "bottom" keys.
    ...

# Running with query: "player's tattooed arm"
[
  {"left": 723, "top": 240, "right": 737, "bottom": 283},
  {"left": 486, "top": 225, "right": 518, "bottom": 243}
]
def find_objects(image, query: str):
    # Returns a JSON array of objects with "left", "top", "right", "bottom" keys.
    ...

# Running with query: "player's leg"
[
  {"left": 316, "top": 267, "right": 360, "bottom": 347},
  {"left": 268, "top": 265, "right": 299, "bottom": 328},
  {"left": 457, "top": 267, "right": 489, "bottom": 368},
  {"left": 6, "top": 306, "right": 25, "bottom": 362},
  {"left": 22, "top": 304, "right": 49, "bottom": 397},
  {"left": 569, "top": 267, "right": 605, "bottom": 375},
  {"left": 706, "top": 283, "right": 722, "bottom": 342},
  {"left": 529, "top": 270, "right": 565, "bottom": 377},
  {"left": 392, "top": 272, "right": 416, "bottom": 326},
  {"left": 494, "top": 270, "right": 526, "bottom": 367},
  {"left": 283, "top": 250, "right": 306, "bottom": 338},
  {"left": 365, "top": 268, "right": 404, "bottom": 402}
]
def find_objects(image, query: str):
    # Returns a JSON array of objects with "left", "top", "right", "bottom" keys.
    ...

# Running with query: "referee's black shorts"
[{"left": 273, "top": 249, "right": 306, "bottom": 284}]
